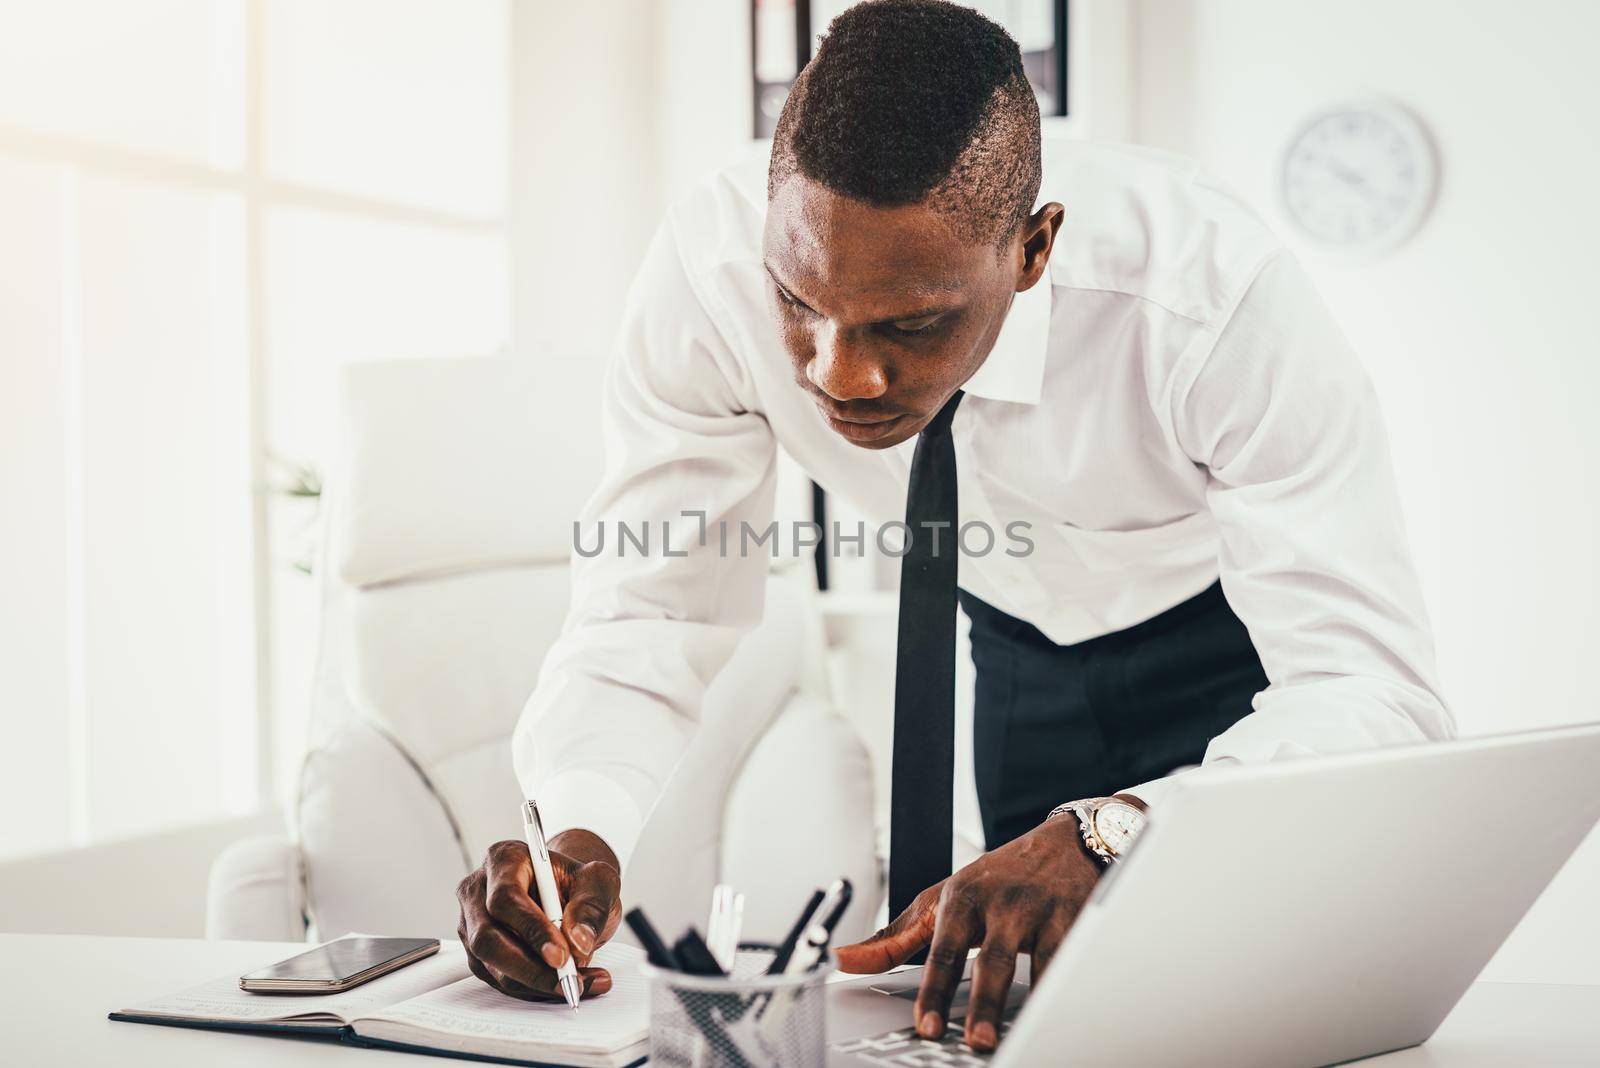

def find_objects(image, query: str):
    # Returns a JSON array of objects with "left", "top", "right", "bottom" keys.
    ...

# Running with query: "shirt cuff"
[
  {"left": 528, "top": 769, "right": 644, "bottom": 873},
  {"left": 1121, "top": 759, "right": 1241, "bottom": 812},
  {"left": 1118, "top": 778, "right": 1168, "bottom": 810}
]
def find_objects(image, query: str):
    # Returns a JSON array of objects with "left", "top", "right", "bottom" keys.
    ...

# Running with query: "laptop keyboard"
[{"left": 832, "top": 1020, "right": 1012, "bottom": 1065}]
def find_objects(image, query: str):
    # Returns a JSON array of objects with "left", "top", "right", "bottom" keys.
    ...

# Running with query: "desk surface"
[{"left": 3, "top": 934, "right": 1597, "bottom": 1067}]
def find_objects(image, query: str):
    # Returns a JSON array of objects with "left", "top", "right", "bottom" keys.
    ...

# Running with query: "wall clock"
[{"left": 1280, "top": 98, "right": 1438, "bottom": 258}]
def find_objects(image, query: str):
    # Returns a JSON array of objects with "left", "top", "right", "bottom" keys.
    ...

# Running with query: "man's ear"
[{"left": 1016, "top": 202, "right": 1065, "bottom": 291}]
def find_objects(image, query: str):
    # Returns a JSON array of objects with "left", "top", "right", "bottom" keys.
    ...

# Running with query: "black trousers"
[{"left": 960, "top": 581, "right": 1269, "bottom": 850}]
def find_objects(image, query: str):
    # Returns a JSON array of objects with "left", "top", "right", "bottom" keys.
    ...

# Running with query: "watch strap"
[{"left": 1048, "top": 797, "right": 1116, "bottom": 866}]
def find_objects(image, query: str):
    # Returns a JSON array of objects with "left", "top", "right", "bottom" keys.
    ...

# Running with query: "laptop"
[{"left": 825, "top": 722, "right": 1600, "bottom": 1066}]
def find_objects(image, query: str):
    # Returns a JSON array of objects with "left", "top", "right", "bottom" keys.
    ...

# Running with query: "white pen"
[
  {"left": 722, "top": 889, "right": 745, "bottom": 968},
  {"left": 810, "top": 879, "right": 847, "bottom": 941},
  {"left": 783, "top": 923, "right": 830, "bottom": 977},
  {"left": 707, "top": 884, "right": 745, "bottom": 972},
  {"left": 759, "top": 923, "right": 831, "bottom": 1044},
  {"left": 522, "top": 800, "right": 581, "bottom": 1010}
]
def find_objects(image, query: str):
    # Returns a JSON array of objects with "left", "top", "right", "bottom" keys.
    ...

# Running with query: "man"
[{"left": 455, "top": 0, "right": 1452, "bottom": 1053}]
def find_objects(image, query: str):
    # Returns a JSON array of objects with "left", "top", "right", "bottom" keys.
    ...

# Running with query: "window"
[{"left": 0, "top": 0, "right": 510, "bottom": 858}]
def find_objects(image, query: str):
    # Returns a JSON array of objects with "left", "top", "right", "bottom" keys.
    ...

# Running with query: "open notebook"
[{"left": 110, "top": 940, "right": 648, "bottom": 1068}]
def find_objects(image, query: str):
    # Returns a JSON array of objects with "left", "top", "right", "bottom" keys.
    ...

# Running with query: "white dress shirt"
[{"left": 516, "top": 140, "right": 1454, "bottom": 867}]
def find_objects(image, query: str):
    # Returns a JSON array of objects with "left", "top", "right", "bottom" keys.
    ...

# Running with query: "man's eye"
[
  {"left": 776, "top": 287, "right": 812, "bottom": 313},
  {"left": 890, "top": 317, "right": 940, "bottom": 336}
]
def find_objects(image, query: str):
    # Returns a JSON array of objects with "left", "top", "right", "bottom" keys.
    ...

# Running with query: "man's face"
[{"left": 762, "top": 175, "right": 1045, "bottom": 450}]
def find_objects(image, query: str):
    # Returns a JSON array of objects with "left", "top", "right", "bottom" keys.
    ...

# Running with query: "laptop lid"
[{"left": 998, "top": 723, "right": 1600, "bottom": 1067}]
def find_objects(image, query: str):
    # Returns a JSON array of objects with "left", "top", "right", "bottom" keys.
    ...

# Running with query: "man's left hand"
[{"left": 833, "top": 815, "right": 1102, "bottom": 1053}]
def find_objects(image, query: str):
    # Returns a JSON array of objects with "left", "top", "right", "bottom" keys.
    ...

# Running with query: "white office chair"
[{"left": 206, "top": 355, "right": 881, "bottom": 949}]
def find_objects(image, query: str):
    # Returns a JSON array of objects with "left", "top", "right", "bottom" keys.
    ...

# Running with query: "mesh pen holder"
[{"left": 644, "top": 944, "right": 830, "bottom": 1068}]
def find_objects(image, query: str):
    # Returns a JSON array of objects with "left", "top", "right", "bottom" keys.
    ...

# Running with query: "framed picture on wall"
[
  {"left": 752, "top": 0, "right": 811, "bottom": 138},
  {"left": 753, "top": 0, "right": 1069, "bottom": 140},
  {"left": 1008, "top": 0, "right": 1070, "bottom": 118}
]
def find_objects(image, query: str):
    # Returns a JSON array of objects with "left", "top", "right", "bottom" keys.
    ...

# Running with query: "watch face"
[{"left": 1093, "top": 801, "right": 1147, "bottom": 856}]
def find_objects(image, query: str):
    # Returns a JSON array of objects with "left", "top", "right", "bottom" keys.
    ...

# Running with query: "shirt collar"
[{"left": 959, "top": 268, "right": 1053, "bottom": 406}]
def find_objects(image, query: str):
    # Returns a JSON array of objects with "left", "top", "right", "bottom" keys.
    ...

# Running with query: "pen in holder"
[{"left": 644, "top": 943, "right": 830, "bottom": 1068}]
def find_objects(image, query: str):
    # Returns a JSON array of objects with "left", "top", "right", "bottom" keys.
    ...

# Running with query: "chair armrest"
[{"left": 206, "top": 834, "right": 308, "bottom": 942}]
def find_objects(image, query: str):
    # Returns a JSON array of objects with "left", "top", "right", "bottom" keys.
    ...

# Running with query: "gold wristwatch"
[{"left": 1048, "top": 794, "right": 1149, "bottom": 865}]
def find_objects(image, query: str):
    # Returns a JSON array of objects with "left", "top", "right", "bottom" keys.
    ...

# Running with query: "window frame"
[{"left": 0, "top": 0, "right": 512, "bottom": 845}]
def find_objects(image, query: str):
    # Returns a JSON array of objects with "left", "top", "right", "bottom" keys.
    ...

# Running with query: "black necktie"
[{"left": 889, "top": 389, "right": 964, "bottom": 919}]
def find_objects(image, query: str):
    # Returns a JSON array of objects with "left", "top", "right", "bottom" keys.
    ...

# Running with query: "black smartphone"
[{"left": 239, "top": 936, "right": 440, "bottom": 994}]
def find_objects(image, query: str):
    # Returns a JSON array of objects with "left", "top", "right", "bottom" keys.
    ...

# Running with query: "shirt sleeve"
[
  {"left": 1125, "top": 249, "right": 1454, "bottom": 810},
  {"left": 513, "top": 219, "right": 777, "bottom": 869}
]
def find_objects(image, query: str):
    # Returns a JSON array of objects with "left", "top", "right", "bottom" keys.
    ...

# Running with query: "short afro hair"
[{"left": 768, "top": 0, "right": 1042, "bottom": 245}]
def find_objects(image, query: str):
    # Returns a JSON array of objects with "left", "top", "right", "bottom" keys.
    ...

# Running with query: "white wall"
[
  {"left": 508, "top": 0, "right": 796, "bottom": 505},
  {"left": 655, "top": 0, "right": 760, "bottom": 206},
  {"left": 508, "top": 0, "right": 768, "bottom": 358},
  {"left": 508, "top": 0, "right": 767, "bottom": 446},
  {"left": 1133, "top": 0, "right": 1600, "bottom": 739},
  {"left": 1130, "top": 0, "right": 1600, "bottom": 984},
  {"left": 511, "top": 1, "right": 664, "bottom": 368}
]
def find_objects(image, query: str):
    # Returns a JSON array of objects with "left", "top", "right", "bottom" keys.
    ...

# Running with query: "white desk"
[
  {"left": 3, "top": 934, "right": 1597, "bottom": 1066},
  {"left": 4, "top": 934, "right": 443, "bottom": 1067}
]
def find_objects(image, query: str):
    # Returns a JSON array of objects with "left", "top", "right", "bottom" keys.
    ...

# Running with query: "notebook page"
[
  {"left": 116, "top": 944, "right": 471, "bottom": 1025},
  {"left": 356, "top": 943, "right": 648, "bottom": 1051}
]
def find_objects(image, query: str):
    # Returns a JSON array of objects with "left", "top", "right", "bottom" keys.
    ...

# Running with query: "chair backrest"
[{"left": 296, "top": 355, "right": 836, "bottom": 939}]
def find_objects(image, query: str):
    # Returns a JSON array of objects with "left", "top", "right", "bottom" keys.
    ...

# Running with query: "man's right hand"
[{"left": 455, "top": 828, "right": 623, "bottom": 1001}]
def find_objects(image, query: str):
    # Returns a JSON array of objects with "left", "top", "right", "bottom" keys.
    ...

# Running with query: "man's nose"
[{"left": 808, "top": 324, "right": 888, "bottom": 402}]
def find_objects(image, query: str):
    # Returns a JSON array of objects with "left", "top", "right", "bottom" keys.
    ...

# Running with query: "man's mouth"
[
  {"left": 829, "top": 410, "right": 894, "bottom": 425},
  {"left": 819, "top": 404, "right": 906, "bottom": 442}
]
